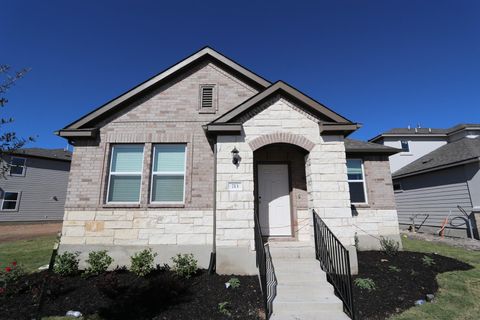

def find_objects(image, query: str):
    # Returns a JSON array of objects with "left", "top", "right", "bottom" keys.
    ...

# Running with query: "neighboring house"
[
  {"left": 0, "top": 148, "right": 72, "bottom": 222},
  {"left": 369, "top": 124, "right": 480, "bottom": 173},
  {"left": 371, "top": 125, "right": 480, "bottom": 238},
  {"left": 55, "top": 47, "right": 401, "bottom": 276}
]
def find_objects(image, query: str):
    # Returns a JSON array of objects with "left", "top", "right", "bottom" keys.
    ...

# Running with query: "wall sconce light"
[{"left": 231, "top": 147, "right": 240, "bottom": 165}]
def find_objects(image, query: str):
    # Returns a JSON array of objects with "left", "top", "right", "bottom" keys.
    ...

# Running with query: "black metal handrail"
[
  {"left": 254, "top": 214, "right": 277, "bottom": 319},
  {"left": 313, "top": 210, "right": 356, "bottom": 319}
]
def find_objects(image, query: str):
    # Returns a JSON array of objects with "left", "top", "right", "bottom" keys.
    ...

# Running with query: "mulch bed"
[
  {"left": 0, "top": 268, "right": 263, "bottom": 320},
  {"left": 353, "top": 251, "right": 473, "bottom": 319}
]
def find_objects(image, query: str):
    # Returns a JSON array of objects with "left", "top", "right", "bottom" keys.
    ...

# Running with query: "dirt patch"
[
  {"left": 353, "top": 251, "right": 473, "bottom": 319},
  {"left": 0, "top": 222, "right": 61, "bottom": 242},
  {"left": 0, "top": 268, "right": 263, "bottom": 320}
]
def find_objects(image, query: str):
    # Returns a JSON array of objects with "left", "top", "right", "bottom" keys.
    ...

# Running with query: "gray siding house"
[
  {"left": 371, "top": 125, "right": 480, "bottom": 238},
  {"left": 0, "top": 148, "right": 72, "bottom": 222}
]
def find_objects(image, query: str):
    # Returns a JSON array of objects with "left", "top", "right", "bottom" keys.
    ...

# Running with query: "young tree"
[{"left": 0, "top": 65, "right": 34, "bottom": 176}]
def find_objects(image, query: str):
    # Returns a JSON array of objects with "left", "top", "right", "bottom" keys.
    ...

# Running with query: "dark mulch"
[
  {"left": 0, "top": 268, "right": 263, "bottom": 320},
  {"left": 353, "top": 251, "right": 473, "bottom": 320}
]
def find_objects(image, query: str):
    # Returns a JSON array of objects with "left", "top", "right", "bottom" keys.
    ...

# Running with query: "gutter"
[{"left": 208, "top": 139, "right": 217, "bottom": 274}]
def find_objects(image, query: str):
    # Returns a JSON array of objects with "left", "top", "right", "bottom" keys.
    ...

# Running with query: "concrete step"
[
  {"left": 273, "top": 300, "right": 344, "bottom": 313},
  {"left": 271, "top": 310, "right": 351, "bottom": 320},
  {"left": 269, "top": 247, "right": 316, "bottom": 259},
  {"left": 275, "top": 271, "right": 328, "bottom": 283},
  {"left": 275, "top": 285, "right": 335, "bottom": 299},
  {"left": 268, "top": 241, "right": 313, "bottom": 248}
]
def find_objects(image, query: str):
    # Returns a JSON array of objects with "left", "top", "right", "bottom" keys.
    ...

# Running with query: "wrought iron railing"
[
  {"left": 313, "top": 210, "right": 356, "bottom": 319},
  {"left": 254, "top": 214, "right": 277, "bottom": 319}
]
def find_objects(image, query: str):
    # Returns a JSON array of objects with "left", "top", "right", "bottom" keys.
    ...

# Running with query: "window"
[
  {"left": 199, "top": 85, "right": 216, "bottom": 112},
  {"left": 10, "top": 157, "right": 26, "bottom": 176},
  {"left": 400, "top": 140, "right": 409, "bottom": 152},
  {"left": 107, "top": 145, "right": 144, "bottom": 203},
  {"left": 347, "top": 159, "right": 367, "bottom": 203},
  {"left": 151, "top": 144, "right": 186, "bottom": 203},
  {"left": 393, "top": 183, "right": 403, "bottom": 192},
  {"left": 1, "top": 192, "right": 20, "bottom": 211}
]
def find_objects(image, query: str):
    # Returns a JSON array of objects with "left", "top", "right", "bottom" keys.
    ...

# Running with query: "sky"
[{"left": 2, "top": 0, "right": 479, "bottom": 148}]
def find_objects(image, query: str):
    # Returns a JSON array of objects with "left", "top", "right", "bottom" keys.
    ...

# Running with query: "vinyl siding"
[
  {"left": 0, "top": 156, "right": 70, "bottom": 222},
  {"left": 394, "top": 165, "right": 474, "bottom": 230}
]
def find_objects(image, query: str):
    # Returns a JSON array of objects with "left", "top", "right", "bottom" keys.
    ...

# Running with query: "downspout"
[{"left": 208, "top": 139, "right": 217, "bottom": 274}]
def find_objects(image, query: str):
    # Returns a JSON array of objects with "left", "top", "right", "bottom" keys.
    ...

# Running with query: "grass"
[
  {"left": 0, "top": 235, "right": 57, "bottom": 273},
  {"left": 391, "top": 236, "right": 480, "bottom": 320}
]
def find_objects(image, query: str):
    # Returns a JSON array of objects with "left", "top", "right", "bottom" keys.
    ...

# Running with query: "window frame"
[
  {"left": 400, "top": 140, "right": 410, "bottom": 152},
  {"left": 199, "top": 84, "right": 217, "bottom": 114},
  {"left": 347, "top": 158, "right": 368, "bottom": 204},
  {"left": 393, "top": 182, "right": 403, "bottom": 193},
  {"left": 150, "top": 144, "right": 187, "bottom": 205},
  {"left": 106, "top": 144, "right": 145, "bottom": 204},
  {"left": 1, "top": 191, "right": 21, "bottom": 212},
  {"left": 10, "top": 157, "right": 27, "bottom": 176}
]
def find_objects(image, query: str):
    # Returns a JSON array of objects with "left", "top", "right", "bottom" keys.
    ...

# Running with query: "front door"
[{"left": 258, "top": 164, "right": 292, "bottom": 236}]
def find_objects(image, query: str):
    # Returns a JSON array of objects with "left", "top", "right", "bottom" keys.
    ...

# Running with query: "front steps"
[{"left": 268, "top": 242, "right": 351, "bottom": 320}]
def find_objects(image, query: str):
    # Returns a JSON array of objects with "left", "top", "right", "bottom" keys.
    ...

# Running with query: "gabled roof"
[
  {"left": 369, "top": 123, "right": 480, "bottom": 142},
  {"left": 344, "top": 138, "right": 400, "bottom": 155},
  {"left": 393, "top": 137, "right": 480, "bottom": 178},
  {"left": 207, "top": 81, "right": 360, "bottom": 136},
  {"left": 57, "top": 46, "right": 271, "bottom": 135},
  {"left": 10, "top": 148, "right": 72, "bottom": 162}
]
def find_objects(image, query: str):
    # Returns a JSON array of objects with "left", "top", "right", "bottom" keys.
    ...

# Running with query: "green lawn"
[
  {"left": 0, "top": 235, "right": 57, "bottom": 273},
  {"left": 391, "top": 236, "right": 480, "bottom": 320}
]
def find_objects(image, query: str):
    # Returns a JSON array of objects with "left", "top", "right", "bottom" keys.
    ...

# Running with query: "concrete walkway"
[{"left": 268, "top": 241, "right": 351, "bottom": 320}]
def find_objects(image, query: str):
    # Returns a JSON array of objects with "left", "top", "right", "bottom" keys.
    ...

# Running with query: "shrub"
[
  {"left": 422, "top": 255, "right": 435, "bottom": 267},
  {"left": 218, "top": 301, "right": 231, "bottom": 316},
  {"left": 380, "top": 237, "right": 399, "bottom": 256},
  {"left": 85, "top": 250, "right": 113, "bottom": 276},
  {"left": 228, "top": 277, "right": 241, "bottom": 289},
  {"left": 171, "top": 253, "right": 198, "bottom": 279},
  {"left": 53, "top": 251, "right": 80, "bottom": 276},
  {"left": 354, "top": 278, "right": 376, "bottom": 292},
  {"left": 130, "top": 249, "right": 157, "bottom": 277},
  {"left": 0, "top": 261, "right": 25, "bottom": 295}
]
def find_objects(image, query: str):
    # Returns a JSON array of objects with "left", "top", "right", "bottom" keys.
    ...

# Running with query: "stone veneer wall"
[{"left": 349, "top": 155, "right": 402, "bottom": 250}]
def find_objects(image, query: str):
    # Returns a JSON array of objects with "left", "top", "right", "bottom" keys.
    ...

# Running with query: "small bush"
[
  {"left": 354, "top": 278, "right": 376, "bottom": 292},
  {"left": 85, "top": 250, "right": 113, "bottom": 276},
  {"left": 54, "top": 251, "right": 80, "bottom": 276},
  {"left": 380, "top": 237, "right": 399, "bottom": 256},
  {"left": 422, "top": 255, "right": 435, "bottom": 267},
  {"left": 388, "top": 265, "right": 401, "bottom": 273},
  {"left": 130, "top": 249, "right": 157, "bottom": 277},
  {"left": 218, "top": 301, "right": 231, "bottom": 316},
  {"left": 228, "top": 277, "right": 241, "bottom": 289},
  {"left": 0, "top": 261, "right": 25, "bottom": 295},
  {"left": 171, "top": 253, "right": 198, "bottom": 279}
]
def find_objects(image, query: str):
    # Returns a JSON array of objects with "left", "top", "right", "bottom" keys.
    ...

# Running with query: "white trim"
[
  {"left": 150, "top": 144, "right": 187, "bottom": 204},
  {"left": 10, "top": 157, "right": 27, "bottom": 177},
  {"left": 1, "top": 191, "right": 21, "bottom": 212},
  {"left": 347, "top": 158, "right": 368, "bottom": 204},
  {"left": 106, "top": 144, "right": 144, "bottom": 204}
]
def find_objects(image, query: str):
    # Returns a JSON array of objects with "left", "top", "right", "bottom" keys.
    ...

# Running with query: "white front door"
[{"left": 258, "top": 164, "right": 292, "bottom": 236}]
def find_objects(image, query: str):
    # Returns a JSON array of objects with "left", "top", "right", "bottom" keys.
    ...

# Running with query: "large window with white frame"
[
  {"left": 107, "top": 144, "right": 144, "bottom": 203},
  {"left": 10, "top": 157, "right": 26, "bottom": 176},
  {"left": 1, "top": 191, "right": 21, "bottom": 211},
  {"left": 347, "top": 159, "right": 368, "bottom": 204},
  {"left": 151, "top": 144, "right": 186, "bottom": 203}
]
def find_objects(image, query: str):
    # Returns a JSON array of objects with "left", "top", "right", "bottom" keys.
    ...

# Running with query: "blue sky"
[{"left": 2, "top": 0, "right": 479, "bottom": 148}]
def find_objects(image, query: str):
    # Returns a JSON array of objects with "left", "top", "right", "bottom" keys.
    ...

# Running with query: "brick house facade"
[{"left": 57, "top": 47, "right": 401, "bottom": 274}]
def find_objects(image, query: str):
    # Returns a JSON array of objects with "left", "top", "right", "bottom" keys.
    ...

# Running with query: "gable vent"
[{"left": 201, "top": 86, "right": 214, "bottom": 108}]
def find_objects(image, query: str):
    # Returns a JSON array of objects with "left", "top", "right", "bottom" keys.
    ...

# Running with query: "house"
[
  {"left": 0, "top": 148, "right": 71, "bottom": 222},
  {"left": 370, "top": 125, "right": 480, "bottom": 238},
  {"left": 369, "top": 124, "right": 480, "bottom": 172},
  {"left": 55, "top": 47, "right": 402, "bottom": 278}
]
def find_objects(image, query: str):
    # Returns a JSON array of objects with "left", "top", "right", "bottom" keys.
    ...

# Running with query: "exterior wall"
[
  {"left": 383, "top": 137, "right": 447, "bottom": 173},
  {"left": 60, "top": 61, "right": 258, "bottom": 270},
  {"left": 466, "top": 161, "right": 480, "bottom": 211},
  {"left": 0, "top": 156, "right": 70, "bottom": 222},
  {"left": 394, "top": 165, "right": 474, "bottom": 238},
  {"left": 349, "top": 155, "right": 401, "bottom": 250}
]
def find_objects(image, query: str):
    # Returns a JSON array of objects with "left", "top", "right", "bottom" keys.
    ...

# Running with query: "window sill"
[
  {"left": 198, "top": 110, "right": 217, "bottom": 114},
  {"left": 352, "top": 203, "right": 370, "bottom": 209},
  {"left": 148, "top": 203, "right": 185, "bottom": 208},
  {"left": 102, "top": 203, "right": 141, "bottom": 208},
  {"left": 399, "top": 153, "right": 413, "bottom": 156}
]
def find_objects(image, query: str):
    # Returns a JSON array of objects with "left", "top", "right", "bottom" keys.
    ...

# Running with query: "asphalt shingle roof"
[
  {"left": 344, "top": 138, "right": 400, "bottom": 154},
  {"left": 11, "top": 148, "right": 72, "bottom": 161},
  {"left": 393, "top": 137, "right": 480, "bottom": 178}
]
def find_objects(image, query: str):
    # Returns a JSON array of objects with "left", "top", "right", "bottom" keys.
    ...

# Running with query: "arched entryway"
[{"left": 253, "top": 143, "right": 310, "bottom": 240}]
